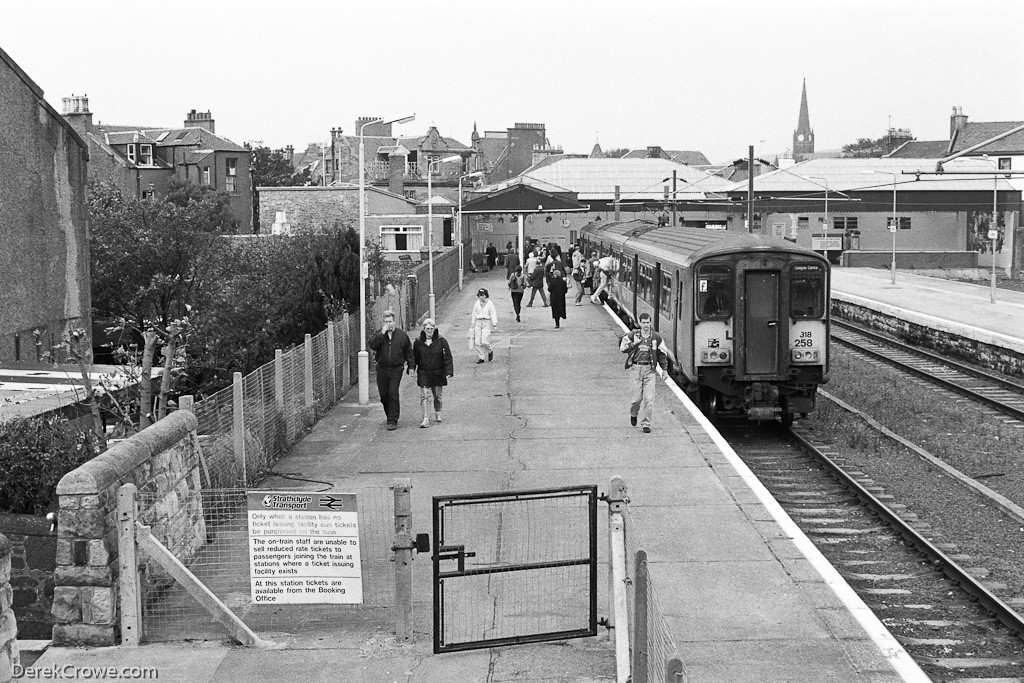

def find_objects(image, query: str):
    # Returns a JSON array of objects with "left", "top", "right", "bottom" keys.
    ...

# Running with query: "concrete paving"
[{"left": 27, "top": 268, "right": 927, "bottom": 682}]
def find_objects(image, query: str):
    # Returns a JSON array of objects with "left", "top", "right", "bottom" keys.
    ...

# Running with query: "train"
[{"left": 580, "top": 219, "right": 830, "bottom": 426}]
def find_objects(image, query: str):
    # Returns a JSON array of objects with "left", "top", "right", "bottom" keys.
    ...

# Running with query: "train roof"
[{"left": 582, "top": 220, "right": 827, "bottom": 267}]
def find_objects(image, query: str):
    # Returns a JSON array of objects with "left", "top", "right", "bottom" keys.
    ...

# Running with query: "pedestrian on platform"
[
  {"left": 468, "top": 288, "right": 498, "bottom": 363},
  {"left": 526, "top": 254, "right": 548, "bottom": 307},
  {"left": 590, "top": 264, "right": 609, "bottom": 304},
  {"left": 508, "top": 265, "right": 527, "bottom": 322},
  {"left": 505, "top": 245, "right": 520, "bottom": 279},
  {"left": 367, "top": 309, "right": 414, "bottom": 431},
  {"left": 620, "top": 312, "right": 669, "bottom": 433},
  {"left": 412, "top": 318, "right": 454, "bottom": 428},
  {"left": 485, "top": 242, "right": 498, "bottom": 271},
  {"left": 549, "top": 269, "right": 568, "bottom": 328}
]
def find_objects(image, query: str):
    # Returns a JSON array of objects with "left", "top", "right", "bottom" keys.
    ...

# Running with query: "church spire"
[{"left": 793, "top": 78, "right": 815, "bottom": 161}]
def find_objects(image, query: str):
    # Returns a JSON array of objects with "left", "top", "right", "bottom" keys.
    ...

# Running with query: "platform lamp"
[
  {"left": 458, "top": 170, "right": 485, "bottom": 291},
  {"left": 983, "top": 155, "right": 1000, "bottom": 304},
  {"left": 800, "top": 176, "right": 829, "bottom": 264},
  {"left": 865, "top": 170, "right": 898, "bottom": 284},
  {"left": 427, "top": 154, "right": 463, "bottom": 320},
  {"left": 358, "top": 113, "right": 415, "bottom": 406}
]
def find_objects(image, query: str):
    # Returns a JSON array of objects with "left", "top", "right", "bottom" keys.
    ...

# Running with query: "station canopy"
[{"left": 460, "top": 182, "right": 589, "bottom": 215}]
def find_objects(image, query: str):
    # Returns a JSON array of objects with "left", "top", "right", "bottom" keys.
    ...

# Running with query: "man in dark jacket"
[
  {"left": 367, "top": 309, "right": 414, "bottom": 430},
  {"left": 411, "top": 318, "right": 454, "bottom": 428}
]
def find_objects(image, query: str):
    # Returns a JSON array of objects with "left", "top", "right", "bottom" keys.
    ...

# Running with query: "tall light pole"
[
  {"left": 358, "top": 114, "right": 414, "bottom": 405},
  {"left": 983, "top": 155, "right": 1000, "bottom": 303},
  {"left": 866, "top": 171, "right": 898, "bottom": 284},
  {"left": 426, "top": 154, "right": 462, "bottom": 320},
  {"left": 457, "top": 170, "right": 485, "bottom": 291},
  {"left": 801, "top": 176, "right": 829, "bottom": 263}
]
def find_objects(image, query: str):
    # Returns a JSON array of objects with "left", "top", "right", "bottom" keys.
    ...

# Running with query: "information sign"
[{"left": 247, "top": 491, "right": 362, "bottom": 604}]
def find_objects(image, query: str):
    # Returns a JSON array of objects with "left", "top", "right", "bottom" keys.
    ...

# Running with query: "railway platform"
[
  {"left": 831, "top": 267, "right": 1024, "bottom": 354},
  {"left": 31, "top": 269, "right": 925, "bottom": 682}
]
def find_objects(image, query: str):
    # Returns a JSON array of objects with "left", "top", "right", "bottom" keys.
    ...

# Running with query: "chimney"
[
  {"left": 185, "top": 109, "right": 216, "bottom": 133},
  {"left": 646, "top": 146, "right": 664, "bottom": 159},
  {"left": 61, "top": 94, "right": 93, "bottom": 136},
  {"left": 285, "top": 145, "right": 294, "bottom": 166},
  {"left": 950, "top": 106, "right": 968, "bottom": 140},
  {"left": 388, "top": 145, "right": 410, "bottom": 197}
]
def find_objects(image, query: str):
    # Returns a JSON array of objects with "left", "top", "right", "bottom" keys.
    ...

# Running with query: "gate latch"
[
  {"left": 414, "top": 533, "right": 430, "bottom": 554},
  {"left": 435, "top": 544, "right": 476, "bottom": 575}
]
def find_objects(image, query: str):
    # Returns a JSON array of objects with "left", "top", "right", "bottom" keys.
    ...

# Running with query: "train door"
[{"left": 744, "top": 271, "right": 780, "bottom": 374}]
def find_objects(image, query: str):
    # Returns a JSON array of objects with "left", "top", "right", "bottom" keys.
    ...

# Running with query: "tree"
[
  {"left": 247, "top": 143, "right": 311, "bottom": 187},
  {"left": 602, "top": 147, "right": 631, "bottom": 159},
  {"left": 841, "top": 137, "right": 888, "bottom": 158}
]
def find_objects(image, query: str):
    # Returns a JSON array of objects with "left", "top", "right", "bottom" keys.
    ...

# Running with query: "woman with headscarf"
[
  {"left": 411, "top": 318, "right": 454, "bottom": 428},
  {"left": 468, "top": 288, "right": 498, "bottom": 363},
  {"left": 549, "top": 269, "right": 568, "bottom": 328}
]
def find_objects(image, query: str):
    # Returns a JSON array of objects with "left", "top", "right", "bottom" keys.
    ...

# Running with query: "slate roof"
[
  {"left": 506, "top": 157, "right": 732, "bottom": 201},
  {"left": 724, "top": 158, "right": 1015, "bottom": 194},
  {"left": 461, "top": 183, "right": 588, "bottom": 213},
  {"left": 950, "top": 121, "right": 1024, "bottom": 155},
  {"left": 885, "top": 140, "right": 951, "bottom": 159},
  {"left": 621, "top": 149, "right": 711, "bottom": 165},
  {"left": 103, "top": 126, "right": 246, "bottom": 152}
]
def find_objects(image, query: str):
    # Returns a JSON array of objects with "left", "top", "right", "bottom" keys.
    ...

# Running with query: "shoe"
[
  {"left": 488, "top": 351, "right": 493, "bottom": 362},
  {"left": 476, "top": 359, "right": 485, "bottom": 364},
  {"left": 555, "top": 322, "right": 559, "bottom": 328},
  {"left": 516, "top": 315, "right": 521, "bottom": 322},
  {"left": 630, "top": 415, "right": 637, "bottom": 427},
  {"left": 527, "top": 303, "right": 533, "bottom": 307},
  {"left": 542, "top": 304, "right": 549, "bottom": 307},
  {"left": 435, "top": 413, "right": 442, "bottom": 423},
  {"left": 420, "top": 419, "right": 429, "bottom": 429},
  {"left": 642, "top": 426, "right": 651, "bottom": 433},
  {"left": 575, "top": 302, "right": 582, "bottom": 306},
  {"left": 386, "top": 422, "right": 397, "bottom": 431}
]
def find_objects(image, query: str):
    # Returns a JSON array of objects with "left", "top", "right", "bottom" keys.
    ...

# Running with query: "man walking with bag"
[{"left": 620, "top": 312, "right": 669, "bottom": 433}]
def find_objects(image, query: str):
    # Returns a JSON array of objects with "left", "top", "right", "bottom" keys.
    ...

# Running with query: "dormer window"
[
  {"left": 139, "top": 144, "right": 153, "bottom": 166},
  {"left": 126, "top": 145, "right": 136, "bottom": 163}
]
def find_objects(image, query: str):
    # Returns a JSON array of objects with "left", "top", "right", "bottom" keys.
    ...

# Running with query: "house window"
[
  {"left": 999, "top": 157, "right": 1012, "bottom": 171},
  {"left": 226, "top": 158, "right": 237, "bottom": 192},
  {"left": 126, "top": 145, "right": 136, "bottom": 163},
  {"left": 139, "top": 144, "right": 153, "bottom": 166},
  {"left": 898, "top": 217, "right": 911, "bottom": 230},
  {"left": 380, "top": 225, "right": 424, "bottom": 251},
  {"left": 832, "top": 216, "right": 858, "bottom": 232},
  {"left": 202, "top": 166, "right": 211, "bottom": 185},
  {"left": 404, "top": 189, "right": 417, "bottom": 200},
  {"left": 797, "top": 216, "right": 809, "bottom": 230}
]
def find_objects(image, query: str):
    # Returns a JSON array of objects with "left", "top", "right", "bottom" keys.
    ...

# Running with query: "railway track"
[
  {"left": 721, "top": 418, "right": 1024, "bottom": 680},
  {"left": 830, "top": 319, "right": 1024, "bottom": 422}
]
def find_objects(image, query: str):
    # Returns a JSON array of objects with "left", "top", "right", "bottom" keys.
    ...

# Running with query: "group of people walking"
[{"left": 367, "top": 241, "right": 665, "bottom": 434}]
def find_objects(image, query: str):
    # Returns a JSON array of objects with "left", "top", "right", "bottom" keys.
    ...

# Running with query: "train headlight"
[
  {"left": 791, "top": 348, "right": 821, "bottom": 363},
  {"left": 700, "top": 349, "right": 730, "bottom": 364}
]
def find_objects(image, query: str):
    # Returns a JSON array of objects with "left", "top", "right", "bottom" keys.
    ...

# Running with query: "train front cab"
[{"left": 689, "top": 250, "right": 829, "bottom": 425}]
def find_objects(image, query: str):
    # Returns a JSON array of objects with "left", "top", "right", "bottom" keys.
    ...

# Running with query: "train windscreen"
[
  {"left": 790, "top": 264, "right": 825, "bottom": 318},
  {"left": 696, "top": 263, "right": 733, "bottom": 320}
]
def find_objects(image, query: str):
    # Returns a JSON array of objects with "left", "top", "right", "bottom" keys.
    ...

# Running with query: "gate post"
[
  {"left": 232, "top": 372, "right": 246, "bottom": 485},
  {"left": 117, "top": 484, "right": 142, "bottom": 646},
  {"left": 393, "top": 478, "right": 414, "bottom": 641},
  {"left": 274, "top": 350, "right": 284, "bottom": 410},
  {"left": 341, "top": 313, "right": 351, "bottom": 390},
  {"left": 606, "top": 476, "right": 628, "bottom": 632},
  {"left": 327, "top": 321, "right": 337, "bottom": 405},
  {"left": 633, "top": 549, "right": 649, "bottom": 683},
  {"left": 304, "top": 333, "right": 314, "bottom": 409}
]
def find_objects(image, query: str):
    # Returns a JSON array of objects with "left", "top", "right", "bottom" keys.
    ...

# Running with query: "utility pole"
[{"left": 747, "top": 145, "right": 754, "bottom": 234}]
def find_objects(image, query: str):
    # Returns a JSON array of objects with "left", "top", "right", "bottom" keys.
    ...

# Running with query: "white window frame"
[
  {"left": 202, "top": 166, "right": 211, "bottom": 185},
  {"left": 380, "top": 225, "right": 424, "bottom": 252},
  {"left": 139, "top": 144, "right": 153, "bottom": 166},
  {"left": 225, "top": 158, "right": 237, "bottom": 192},
  {"left": 126, "top": 145, "right": 136, "bottom": 163}
]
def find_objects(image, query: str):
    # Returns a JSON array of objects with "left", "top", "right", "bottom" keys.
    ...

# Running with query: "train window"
[
  {"left": 790, "top": 264, "right": 825, "bottom": 318},
  {"left": 661, "top": 274, "right": 672, "bottom": 314},
  {"left": 696, "top": 263, "right": 732, "bottom": 320}
]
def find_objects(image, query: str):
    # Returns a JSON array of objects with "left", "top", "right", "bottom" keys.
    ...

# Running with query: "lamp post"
[
  {"left": 866, "top": 171, "right": 898, "bottom": 284},
  {"left": 358, "top": 114, "right": 415, "bottom": 406},
  {"left": 426, "top": 154, "right": 462, "bottom": 320},
  {"left": 801, "top": 176, "right": 829, "bottom": 264},
  {"left": 983, "top": 155, "right": 1000, "bottom": 304},
  {"left": 457, "top": 170, "right": 485, "bottom": 291}
]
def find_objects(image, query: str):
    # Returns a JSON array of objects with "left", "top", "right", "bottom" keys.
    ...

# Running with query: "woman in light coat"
[{"left": 469, "top": 288, "right": 498, "bottom": 363}]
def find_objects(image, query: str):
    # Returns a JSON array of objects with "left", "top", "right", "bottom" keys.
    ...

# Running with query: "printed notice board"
[{"left": 247, "top": 491, "right": 362, "bottom": 604}]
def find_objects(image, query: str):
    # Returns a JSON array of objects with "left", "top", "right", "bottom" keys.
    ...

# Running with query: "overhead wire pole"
[{"left": 747, "top": 145, "right": 754, "bottom": 233}]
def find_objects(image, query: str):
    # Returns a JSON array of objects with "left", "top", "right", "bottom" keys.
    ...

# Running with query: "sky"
[{"left": 3, "top": 0, "right": 1024, "bottom": 165}]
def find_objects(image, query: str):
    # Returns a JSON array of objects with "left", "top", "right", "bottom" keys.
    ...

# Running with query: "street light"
[
  {"left": 427, "top": 154, "right": 463, "bottom": 320},
  {"left": 359, "top": 113, "right": 415, "bottom": 406},
  {"left": 458, "top": 170, "right": 485, "bottom": 291},
  {"left": 865, "top": 171, "right": 898, "bottom": 284},
  {"left": 801, "top": 176, "right": 830, "bottom": 264},
  {"left": 983, "top": 155, "right": 1000, "bottom": 304}
]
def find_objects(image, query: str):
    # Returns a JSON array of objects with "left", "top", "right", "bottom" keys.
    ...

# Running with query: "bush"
[{"left": 0, "top": 415, "right": 100, "bottom": 515}]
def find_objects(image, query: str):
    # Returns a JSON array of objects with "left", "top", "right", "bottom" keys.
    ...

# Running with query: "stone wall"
[
  {"left": 52, "top": 412, "right": 205, "bottom": 645},
  {"left": 840, "top": 251, "right": 979, "bottom": 270},
  {"left": 1, "top": 533, "right": 19, "bottom": 683},
  {"left": 832, "top": 298, "right": 1024, "bottom": 378},
  {"left": 0, "top": 515, "right": 55, "bottom": 639}
]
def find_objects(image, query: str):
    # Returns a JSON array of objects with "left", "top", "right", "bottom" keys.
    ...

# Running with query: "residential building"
[
  {"left": 1, "top": 47, "right": 91, "bottom": 365},
  {"left": 62, "top": 99, "right": 253, "bottom": 232},
  {"left": 621, "top": 146, "right": 710, "bottom": 166},
  {"left": 470, "top": 122, "right": 564, "bottom": 184}
]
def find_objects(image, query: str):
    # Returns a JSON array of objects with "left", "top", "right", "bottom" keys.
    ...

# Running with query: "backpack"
[{"left": 572, "top": 266, "right": 583, "bottom": 282}]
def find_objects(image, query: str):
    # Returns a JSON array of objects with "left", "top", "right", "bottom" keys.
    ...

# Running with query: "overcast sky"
[{"left": 4, "top": 0, "right": 1023, "bottom": 164}]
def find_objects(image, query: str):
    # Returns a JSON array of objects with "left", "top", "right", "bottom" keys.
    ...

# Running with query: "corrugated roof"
[
  {"left": 513, "top": 157, "right": 732, "bottom": 201},
  {"left": 724, "top": 158, "right": 1015, "bottom": 193}
]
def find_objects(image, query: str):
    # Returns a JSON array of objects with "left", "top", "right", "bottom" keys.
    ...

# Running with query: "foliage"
[
  {"left": 247, "top": 143, "right": 311, "bottom": 187},
  {"left": 0, "top": 415, "right": 100, "bottom": 515},
  {"left": 840, "top": 137, "right": 888, "bottom": 158},
  {"left": 602, "top": 147, "right": 631, "bottom": 159}
]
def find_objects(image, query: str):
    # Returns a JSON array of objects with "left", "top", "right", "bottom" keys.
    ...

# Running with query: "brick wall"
[
  {"left": 1, "top": 533, "right": 19, "bottom": 683},
  {"left": 51, "top": 412, "right": 205, "bottom": 645}
]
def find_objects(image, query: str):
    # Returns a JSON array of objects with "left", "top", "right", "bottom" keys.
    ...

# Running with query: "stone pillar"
[{"left": 1, "top": 533, "right": 20, "bottom": 683}]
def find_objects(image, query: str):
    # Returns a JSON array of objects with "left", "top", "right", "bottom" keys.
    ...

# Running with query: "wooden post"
[
  {"left": 304, "top": 333, "right": 314, "bottom": 409},
  {"left": 274, "top": 349, "right": 284, "bottom": 411},
  {"left": 178, "top": 395, "right": 194, "bottom": 415},
  {"left": 232, "top": 372, "right": 246, "bottom": 485},
  {"left": 327, "top": 321, "right": 337, "bottom": 405},
  {"left": 666, "top": 658, "right": 685, "bottom": 682},
  {"left": 117, "top": 484, "right": 142, "bottom": 646},
  {"left": 633, "top": 549, "right": 649, "bottom": 683},
  {"left": 342, "top": 313, "right": 351, "bottom": 390},
  {"left": 393, "top": 478, "right": 414, "bottom": 641}
]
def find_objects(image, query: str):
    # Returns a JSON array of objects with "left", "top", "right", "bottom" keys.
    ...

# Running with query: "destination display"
[{"left": 247, "top": 491, "right": 362, "bottom": 604}]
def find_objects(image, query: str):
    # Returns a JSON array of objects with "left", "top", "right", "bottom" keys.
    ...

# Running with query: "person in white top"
[{"left": 468, "top": 288, "right": 498, "bottom": 363}]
